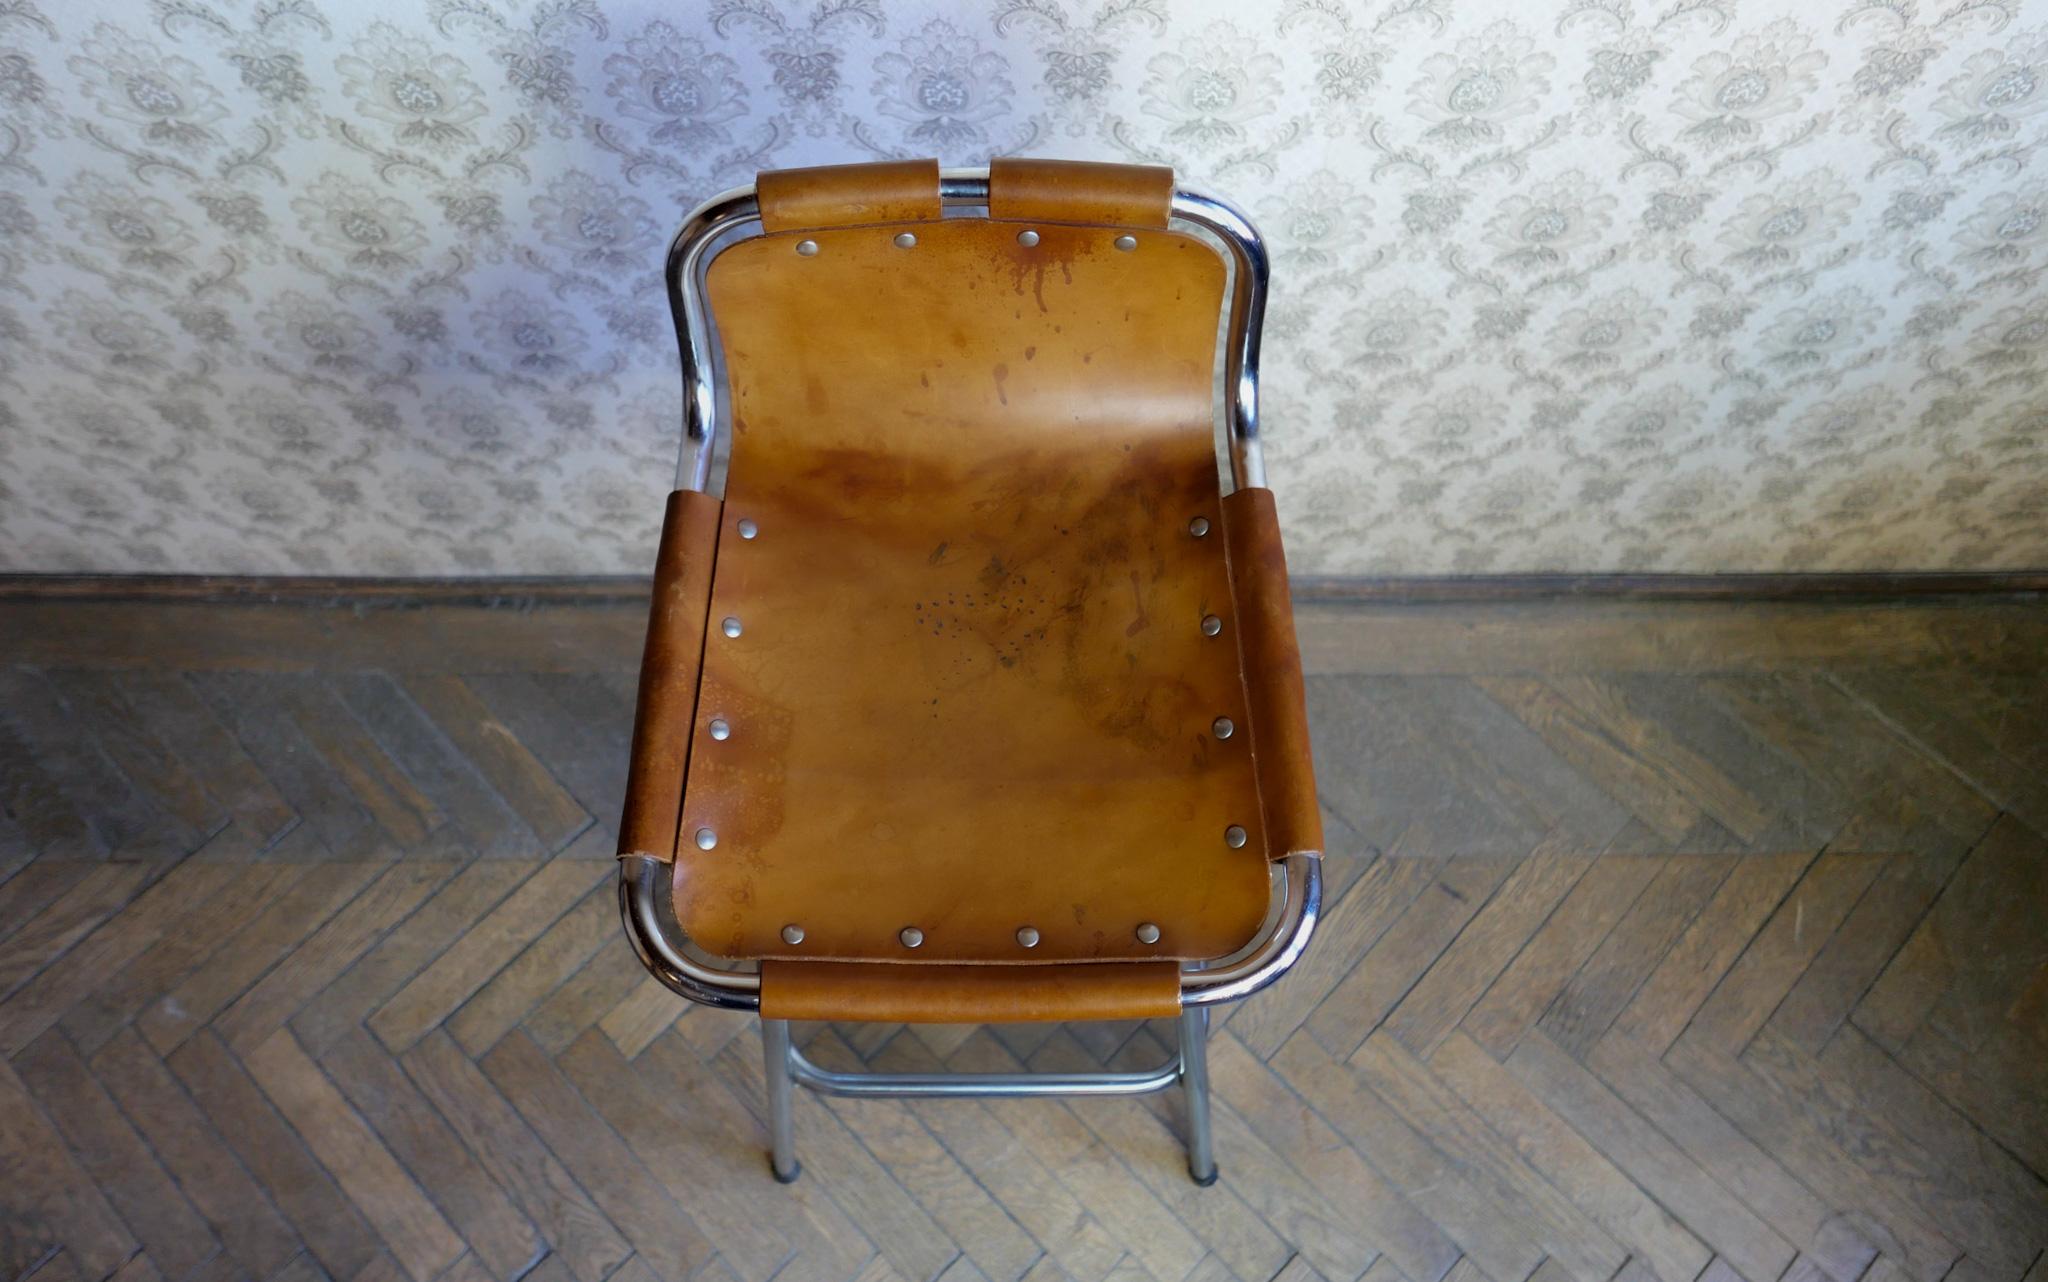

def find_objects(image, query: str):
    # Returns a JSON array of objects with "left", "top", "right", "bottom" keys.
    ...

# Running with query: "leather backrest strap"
[
  {"left": 757, "top": 157, "right": 1175, "bottom": 235},
  {"left": 989, "top": 157, "right": 1173, "bottom": 228},
  {"left": 758, "top": 158, "right": 942, "bottom": 233}
]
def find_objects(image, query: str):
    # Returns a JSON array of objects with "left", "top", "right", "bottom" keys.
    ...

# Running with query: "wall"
[{"left": 1, "top": 0, "right": 2044, "bottom": 576}]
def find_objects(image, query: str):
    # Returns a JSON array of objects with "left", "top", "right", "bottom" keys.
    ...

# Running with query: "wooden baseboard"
[
  {"left": 0, "top": 570, "right": 2043, "bottom": 607},
  {"left": 1290, "top": 571, "right": 2048, "bottom": 602},
  {"left": 0, "top": 574, "right": 654, "bottom": 607}
]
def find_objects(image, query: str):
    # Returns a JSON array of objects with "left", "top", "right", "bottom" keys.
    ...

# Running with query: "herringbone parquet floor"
[{"left": 1, "top": 594, "right": 2045, "bottom": 1282}]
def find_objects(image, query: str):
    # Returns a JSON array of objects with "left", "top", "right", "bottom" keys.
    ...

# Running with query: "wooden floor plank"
[
  {"left": 596, "top": 975, "right": 689, "bottom": 1060},
  {"left": 45, "top": 670, "right": 225, "bottom": 855},
  {"left": 1607, "top": 851, "right": 1814, "bottom": 1055},
  {"left": 1383, "top": 851, "right": 1596, "bottom": 1059},
  {"left": 557, "top": 1027, "right": 799, "bottom": 1282},
  {"left": 1678, "top": 852, "right": 1890, "bottom": 1054},
  {"left": 214, "top": 859, "right": 459, "bottom": 1052},
  {"left": 167, "top": 1030, "right": 382, "bottom": 1282},
  {"left": 243, "top": 1028, "right": 467, "bottom": 1282},
  {"left": 479, "top": 1030, "right": 717, "bottom": 1282},
  {"left": 1589, "top": 1031, "right": 1880, "bottom": 1282},
  {"left": 319, "top": 1028, "right": 546, "bottom": 1282},
  {"left": 59, "top": 864, "right": 292, "bottom": 1054},
  {"left": 334, "top": 673, "right": 542, "bottom": 859},
  {"left": 1033, "top": 1028, "right": 1294, "bottom": 1282},
  {"left": 124, "top": 672, "right": 298, "bottom": 852},
  {"left": 399, "top": 674, "right": 591, "bottom": 852},
  {"left": 713, "top": 1035, "right": 961, "bottom": 1282},
  {"left": 1306, "top": 854, "right": 1522, "bottom": 1061},
  {"left": 2, "top": 593, "right": 2044, "bottom": 1282},
  {"left": 1666, "top": 1032, "right": 1963, "bottom": 1282},
  {"left": 191, "top": 672, "right": 390, "bottom": 861},
  {"left": 853, "top": 1034, "right": 1129, "bottom": 1282},
  {"left": 947, "top": 1031, "right": 1206, "bottom": 1282},
  {"left": 520, "top": 930, "right": 650, "bottom": 1056},
  {"left": 1274, "top": 1031, "right": 1546, "bottom": 1282},
  {"left": 0, "top": 863, "right": 163, "bottom": 1002},
  {"left": 810, "top": 1029, "right": 1047, "bottom": 1282},
  {"left": 447, "top": 882, "right": 616, "bottom": 1056},
  {"left": 0, "top": 668, "right": 180, "bottom": 859},
  {"left": 1535, "top": 855, "right": 1733, "bottom": 1059},
  {"left": 1351, "top": 1031, "right": 1628, "bottom": 1282},
  {"left": 88, "top": 1027, "right": 299, "bottom": 1279},
  {"left": 16, "top": 1028, "right": 218, "bottom": 1279},
  {"left": 1457, "top": 853, "right": 1662, "bottom": 1061},
  {"left": 138, "top": 860, "right": 387, "bottom": 1054},
  {"left": 0, "top": 1056, "right": 138, "bottom": 1282},
  {"left": 0, "top": 860, "right": 237, "bottom": 1054},
  {"left": 367, "top": 842, "right": 609, "bottom": 1053},
  {"left": 1427, "top": 1031, "right": 1709, "bottom": 1282},
  {"left": 1208, "top": 1033, "right": 1459, "bottom": 1282},
  {"left": 1505, "top": 1031, "right": 1796, "bottom": 1282},
  {"left": 1229, "top": 855, "right": 1441, "bottom": 1060},
  {"left": 288, "top": 857, "right": 534, "bottom": 1057},
  {"left": 399, "top": 1029, "right": 634, "bottom": 1282}
]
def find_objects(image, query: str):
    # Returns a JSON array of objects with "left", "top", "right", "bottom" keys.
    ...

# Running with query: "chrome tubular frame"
[{"left": 628, "top": 167, "right": 1313, "bottom": 1185}]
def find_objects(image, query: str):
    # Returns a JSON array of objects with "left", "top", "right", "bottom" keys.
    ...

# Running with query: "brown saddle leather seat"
[{"left": 618, "top": 157, "right": 1320, "bottom": 1024}]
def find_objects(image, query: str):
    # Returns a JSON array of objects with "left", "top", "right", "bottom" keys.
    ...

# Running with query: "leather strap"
[
  {"left": 1224, "top": 487, "right": 1324, "bottom": 860},
  {"left": 989, "top": 157, "right": 1173, "bottom": 229},
  {"left": 617, "top": 488, "right": 721, "bottom": 862},
  {"left": 760, "top": 960, "right": 1182, "bottom": 1023},
  {"left": 757, "top": 159, "right": 941, "bottom": 233}
]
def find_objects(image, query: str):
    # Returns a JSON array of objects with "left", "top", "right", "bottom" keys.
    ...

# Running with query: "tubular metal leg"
[
  {"left": 1179, "top": 1005, "right": 1218, "bottom": 1186},
  {"left": 762, "top": 1019, "right": 800, "bottom": 1183},
  {"left": 757, "top": 1011, "right": 1218, "bottom": 1185}
]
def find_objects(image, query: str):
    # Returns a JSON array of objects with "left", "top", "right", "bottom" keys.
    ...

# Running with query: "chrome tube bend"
[{"left": 618, "top": 851, "right": 1319, "bottom": 1010}]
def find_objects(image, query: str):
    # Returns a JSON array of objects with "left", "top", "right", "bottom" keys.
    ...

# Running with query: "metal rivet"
[
  {"left": 1201, "top": 614, "right": 1223, "bottom": 637},
  {"left": 1136, "top": 922, "right": 1161, "bottom": 944},
  {"left": 722, "top": 616, "right": 742, "bottom": 638},
  {"left": 1017, "top": 229, "right": 1040, "bottom": 247},
  {"left": 695, "top": 827, "right": 718, "bottom": 850},
  {"left": 1016, "top": 926, "right": 1040, "bottom": 948},
  {"left": 1114, "top": 234, "right": 1138, "bottom": 251},
  {"left": 781, "top": 924, "right": 805, "bottom": 945},
  {"left": 894, "top": 232, "right": 917, "bottom": 248},
  {"left": 1212, "top": 716, "right": 1235, "bottom": 740},
  {"left": 709, "top": 718, "right": 730, "bottom": 741},
  {"left": 795, "top": 239, "right": 818, "bottom": 256},
  {"left": 1224, "top": 825, "right": 1248, "bottom": 849},
  {"left": 737, "top": 518, "right": 758, "bottom": 539},
  {"left": 1189, "top": 516, "right": 1211, "bottom": 537},
  {"left": 899, "top": 926, "right": 924, "bottom": 949}
]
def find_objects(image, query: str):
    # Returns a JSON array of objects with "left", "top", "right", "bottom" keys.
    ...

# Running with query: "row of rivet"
[
  {"left": 773, "top": 921, "right": 1164, "bottom": 949},
  {"left": 793, "top": 230, "right": 1143, "bottom": 256},
  {"left": 695, "top": 510, "right": 757, "bottom": 851},
  {"left": 1195, "top": 510, "right": 1251, "bottom": 847}
]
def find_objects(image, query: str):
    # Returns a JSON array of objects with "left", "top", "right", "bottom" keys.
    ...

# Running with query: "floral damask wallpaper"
[{"left": 0, "top": 0, "right": 2044, "bottom": 575}]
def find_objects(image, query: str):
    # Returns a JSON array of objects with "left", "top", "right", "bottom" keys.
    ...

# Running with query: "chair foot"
[
  {"left": 763, "top": 1019, "right": 799, "bottom": 1184},
  {"left": 1179, "top": 1006, "right": 1217, "bottom": 1185}
]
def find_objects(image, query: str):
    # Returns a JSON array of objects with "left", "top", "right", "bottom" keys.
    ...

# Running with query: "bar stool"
[{"left": 617, "top": 157, "right": 1322, "bottom": 1185}]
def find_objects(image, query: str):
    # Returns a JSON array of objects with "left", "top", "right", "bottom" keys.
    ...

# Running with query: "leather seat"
[{"left": 618, "top": 157, "right": 1320, "bottom": 1024}]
